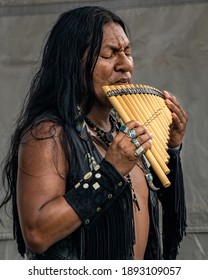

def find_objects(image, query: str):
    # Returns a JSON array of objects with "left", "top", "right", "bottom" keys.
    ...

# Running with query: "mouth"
[{"left": 113, "top": 78, "right": 131, "bottom": 85}]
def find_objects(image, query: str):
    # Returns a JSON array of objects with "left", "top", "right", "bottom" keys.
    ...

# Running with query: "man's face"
[{"left": 93, "top": 22, "right": 134, "bottom": 107}]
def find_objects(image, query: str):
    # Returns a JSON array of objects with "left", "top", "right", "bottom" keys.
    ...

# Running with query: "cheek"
[
  {"left": 93, "top": 70, "right": 104, "bottom": 85},
  {"left": 93, "top": 73, "right": 102, "bottom": 95},
  {"left": 93, "top": 61, "right": 113, "bottom": 88}
]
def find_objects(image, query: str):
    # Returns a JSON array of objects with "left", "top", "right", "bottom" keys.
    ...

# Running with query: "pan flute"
[{"left": 102, "top": 84, "right": 172, "bottom": 188}]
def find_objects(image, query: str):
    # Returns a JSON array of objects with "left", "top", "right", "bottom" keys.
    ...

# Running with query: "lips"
[{"left": 114, "top": 78, "right": 131, "bottom": 84}]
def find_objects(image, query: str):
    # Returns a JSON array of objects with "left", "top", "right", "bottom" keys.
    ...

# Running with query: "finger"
[
  {"left": 134, "top": 145, "right": 145, "bottom": 158},
  {"left": 164, "top": 91, "right": 188, "bottom": 123},
  {"left": 141, "top": 138, "right": 152, "bottom": 152},
  {"left": 119, "top": 120, "right": 140, "bottom": 134},
  {"left": 136, "top": 131, "right": 153, "bottom": 146},
  {"left": 131, "top": 134, "right": 150, "bottom": 150},
  {"left": 126, "top": 125, "right": 148, "bottom": 139},
  {"left": 164, "top": 91, "right": 181, "bottom": 110},
  {"left": 129, "top": 130, "right": 153, "bottom": 157},
  {"left": 117, "top": 120, "right": 141, "bottom": 140},
  {"left": 168, "top": 104, "right": 187, "bottom": 125},
  {"left": 171, "top": 112, "right": 187, "bottom": 133},
  {"left": 171, "top": 112, "right": 182, "bottom": 129},
  {"left": 125, "top": 120, "right": 141, "bottom": 129},
  {"left": 134, "top": 140, "right": 152, "bottom": 158}
]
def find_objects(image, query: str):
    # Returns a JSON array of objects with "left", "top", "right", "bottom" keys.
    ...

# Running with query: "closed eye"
[
  {"left": 100, "top": 44, "right": 132, "bottom": 59},
  {"left": 100, "top": 53, "right": 114, "bottom": 59}
]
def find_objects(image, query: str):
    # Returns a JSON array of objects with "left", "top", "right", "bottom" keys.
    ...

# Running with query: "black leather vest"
[{"left": 25, "top": 126, "right": 186, "bottom": 260}]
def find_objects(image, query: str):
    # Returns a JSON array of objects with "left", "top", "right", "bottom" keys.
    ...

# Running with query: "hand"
[
  {"left": 164, "top": 91, "right": 188, "bottom": 148},
  {"left": 105, "top": 120, "right": 153, "bottom": 176}
]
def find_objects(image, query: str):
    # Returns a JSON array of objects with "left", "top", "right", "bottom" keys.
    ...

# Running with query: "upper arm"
[
  {"left": 16, "top": 122, "right": 82, "bottom": 253},
  {"left": 17, "top": 123, "right": 68, "bottom": 214}
]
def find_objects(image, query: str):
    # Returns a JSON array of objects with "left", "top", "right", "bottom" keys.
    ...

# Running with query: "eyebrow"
[{"left": 103, "top": 43, "right": 131, "bottom": 52}]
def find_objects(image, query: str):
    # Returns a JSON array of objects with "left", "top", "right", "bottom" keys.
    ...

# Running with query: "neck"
[
  {"left": 87, "top": 108, "right": 112, "bottom": 132},
  {"left": 84, "top": 112, "right": 118, "bottom": 146}
]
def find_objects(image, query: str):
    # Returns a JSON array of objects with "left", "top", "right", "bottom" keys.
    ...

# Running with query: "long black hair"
[{"left": 0, "top": 7, "right": 129, "bottom": 247}]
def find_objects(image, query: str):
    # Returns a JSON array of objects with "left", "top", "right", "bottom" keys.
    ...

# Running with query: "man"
[{"left": 0, "top": 6, "right": 188, "bottom": 260}]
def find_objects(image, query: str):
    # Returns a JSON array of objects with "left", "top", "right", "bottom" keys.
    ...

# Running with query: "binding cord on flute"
[{"left": 102, "top": 84, "right": 172, "bottom": 188}]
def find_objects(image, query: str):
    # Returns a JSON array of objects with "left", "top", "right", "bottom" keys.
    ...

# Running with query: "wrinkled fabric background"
[{"left": 0, "top": 0, "right": 208, "bottom": 259}]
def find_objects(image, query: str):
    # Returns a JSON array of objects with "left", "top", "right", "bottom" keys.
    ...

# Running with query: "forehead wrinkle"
[
  {"left": 101, "top": 36, "right": 131, "bottom": 51},
  {"left": 101, "top": 43, "right": 131, "bottom": 56},
  {"left": 102, "top": 23, "right": 130, "bottom": 51}
]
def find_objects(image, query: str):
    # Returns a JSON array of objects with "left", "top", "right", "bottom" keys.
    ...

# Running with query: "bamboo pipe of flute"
[
  {"left": 102, "top": 85, "right": 171, "bottom": 187},
  {"left": 109, "top": 84, "right": 170, "bottom": 171}
]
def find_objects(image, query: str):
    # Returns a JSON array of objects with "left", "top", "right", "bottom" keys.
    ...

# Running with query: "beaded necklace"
[
  {"left": 84, "top": 114, "right": 117, "bottom": 144},
  {"left": 84, "top": 114, "right": 140, "bottom": 211}
]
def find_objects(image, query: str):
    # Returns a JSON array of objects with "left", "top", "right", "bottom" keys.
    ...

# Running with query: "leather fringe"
[
  {"left": 80, "top": 185, "right": 135, "bottom": 260},
  {"left": 158, "top": 149, "right": 187, "bottom": 259}
]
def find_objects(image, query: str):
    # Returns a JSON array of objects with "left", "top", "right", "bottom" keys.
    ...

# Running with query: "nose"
[{"left": 114, "top": 52, "right": 133, "bottom": 73}]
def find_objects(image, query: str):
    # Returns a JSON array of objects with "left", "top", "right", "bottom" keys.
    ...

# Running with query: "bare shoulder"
[
  {"left": 19, "top": 121, "right": 68, "bottom": 178},
  {"left": 21, "top": 120, "right": 63, "bottom": 142}
]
